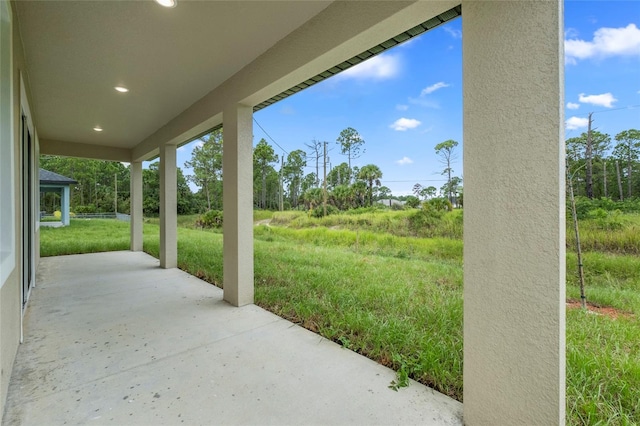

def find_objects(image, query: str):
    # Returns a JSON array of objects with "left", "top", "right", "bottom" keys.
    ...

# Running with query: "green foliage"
[
  {"left": 424, "top": 197, "right": 453, "bottom": 212},
  {"left": 196, "top": 209, "right": 223, "bottom": 228},
  {"left": 184, "top": 129, "right": 223, "bottom": 211},
  {"left": 336, "top": 127, "right": 365, "bottom": 171},
  {"left": 356, "top": 164, "right": 383, "bottom": 207},
  {"left": 566, "top": 128, "right": 640, "bottom": 200},
  {"left": 40, "top": 155, "right": 130, "bottom": 213},
  {"left": 311, "top": 205, "right": 339, "bottom": 218},
  {"left": 405, "top": 195, "right": 420, "bottom": 208},
  {"left": 74, "top": 204, "right": 97, "bottom": 214},
  {"left": 389, "top": 353, "right": 418, "bottom": 391},
  {"left": 326, "top": 163, "right": 352, "bottom": 189},
  {"left": 143, "top": 162, "right": 199, "bottom": 216},
  {"left": 282, "top": 150, "right": 307, "bottom": 208},
  {"left": 434, "top": 139, "right": 460, "bottom": 203},
  {"left": 253, "top": 138, "right": 279, "bottom": 209}
]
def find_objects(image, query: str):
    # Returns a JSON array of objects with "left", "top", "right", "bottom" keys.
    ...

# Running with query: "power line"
[
  {"left": 253, "top": 118, "right": 289, "bottom": 156},
  {"left": 571, "top": 104, "right": 640, "bottom": 117},
  {"left": 382, "top": 179, "right": 449, "bottom": 183}
]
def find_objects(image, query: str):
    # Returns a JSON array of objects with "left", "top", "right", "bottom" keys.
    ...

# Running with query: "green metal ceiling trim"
[{"left": 252, "top": 4, "right": 462, "bottom": 112}]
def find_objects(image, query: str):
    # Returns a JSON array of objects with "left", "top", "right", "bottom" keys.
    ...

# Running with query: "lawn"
[{"left": 40, "top": 211, "right": 640, "bottom": 424}]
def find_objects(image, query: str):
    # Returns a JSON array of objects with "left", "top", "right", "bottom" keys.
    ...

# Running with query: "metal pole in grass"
[{"left": 567, "top": 160, "right": 587, "bottom": 309}]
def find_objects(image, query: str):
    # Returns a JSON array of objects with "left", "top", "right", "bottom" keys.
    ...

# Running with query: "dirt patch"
[
  {"left": 566, "top": 299, "right": 635, "bottom": 320},
  {"left": 255, "top": 219, "right": 271, "bottom": 226}
]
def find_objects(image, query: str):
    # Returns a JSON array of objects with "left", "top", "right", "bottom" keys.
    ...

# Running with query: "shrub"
[
  {"left": 75, "top": 204, "right": 97, "bottom": 214},
  {"left": 196, "top": 209, "right": 223, "bottom": 228},
  {"left": 312, "top": 205, "right": 339, "bottom": 218},
  {"left": 587, "top": 208, "right": 608, "bottom": 220},
  {"left": 424, "top": 197, "right": 452, "bottom": 212},
  {"left": 405, "top": 196, "right": 420, "bottom": 208}
]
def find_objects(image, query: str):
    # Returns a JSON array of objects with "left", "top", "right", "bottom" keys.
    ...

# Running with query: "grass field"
[{"left": 39, "top": 210, "right": 640, "bottom": 424}]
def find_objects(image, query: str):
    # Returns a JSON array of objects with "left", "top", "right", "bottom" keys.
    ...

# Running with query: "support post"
[
  {"left": 222, "top": 104, "right": 254, "bottom": 306},
  {"left": 61, "top": 186, "right": 70, "bottom": 226},
  {"left": 159, "top": 145, "right": 177, "bottom": 268},
  {"left": 130, "top": 161, "right": 143, "bottom": 251},
  {"left": 462, "top": 1, "right": 565, "bottom": 424}
]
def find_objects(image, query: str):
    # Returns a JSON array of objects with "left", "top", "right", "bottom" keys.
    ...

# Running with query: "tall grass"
[{"left": 271, "top": 208, "right": 463, "bottom": 239}]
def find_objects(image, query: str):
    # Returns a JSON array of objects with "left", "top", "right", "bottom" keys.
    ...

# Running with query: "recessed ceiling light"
[
  {"left": 93, "top": 126, "right": 103, "bottom": 132},
  {"left": 115, "top": 86, "right": 129, "bottom": 93},
  {"left": 155, "top": 0, "right": 176, "bottom": 8}
]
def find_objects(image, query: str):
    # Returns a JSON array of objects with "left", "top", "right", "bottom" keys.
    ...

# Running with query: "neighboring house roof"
[
  {"left": 39, "top": 169, "right": 77, "bottom": 185},
  {"left": 377, "top": 199, "right": 406, "bottom": 207}
]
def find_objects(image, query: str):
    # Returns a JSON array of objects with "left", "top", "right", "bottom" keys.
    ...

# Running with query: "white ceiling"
[{"left": 16, "top": 1, "right": 332, "bottom": 149}]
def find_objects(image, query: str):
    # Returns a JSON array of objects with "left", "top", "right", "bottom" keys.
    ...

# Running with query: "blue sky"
[{"left": 176, "top": 1, "right": 640, "bottom": 196}]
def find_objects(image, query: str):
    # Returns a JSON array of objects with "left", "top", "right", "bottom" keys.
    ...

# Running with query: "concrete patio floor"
[{"left": 2, "top": 251, "right": 462, "bottom": 425}]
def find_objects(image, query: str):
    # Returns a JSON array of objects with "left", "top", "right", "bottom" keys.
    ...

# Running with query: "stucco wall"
[
  {"left": 462, "top": 1, "right": 565, "bottom": 424},
  {"left": 1, "top": 1, "right": 38, "bottom": 416}
]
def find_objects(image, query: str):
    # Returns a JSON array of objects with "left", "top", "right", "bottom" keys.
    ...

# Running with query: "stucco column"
[
  {"left": 130, "top": 161, "right": 143, "bottom": 251},
  {"left": 159, "top": 145, "right": 177, "bottom": 269},
  {"left": 61, "top": 186, "right": 70, "bottom": 226},
  {"left": 222, "top": 104, "right": 254, "bottom": 307},
  {"left": 462, "top": 1, "right": 565, "bottom": 424}
]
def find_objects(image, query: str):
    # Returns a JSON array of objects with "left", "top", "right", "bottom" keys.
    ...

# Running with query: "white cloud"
[
  {"left": 396, "top": 156, "right": 414, "bottom": 165},
  {"left": 564, "top": 28, "right": 579, "bottom": 39},
  {"left": 339, "top": 54, "right": 400, "bottom": 80},
  {"left": 421, "top": 82, "right": 450, "bottom": 96},
  {"left": 195, "top": 140, "right": 205, "bottom": 148},
  {"left": 566, "top": 116, "right": 589, "bottom": 130},
  {"left": 567, "top": 102, "right": 580, "bottom": 110},
  {"left": 390, "top": 118, "right": 421, "bottom": 131},
  {"left": 396, "top": 104, "right": 409, "bottom": 111},
  {"left": 578, "top": 92, "right": 617, "bottom": 108},
  {"left": 177, "top": 146, "right": 186, "bottom": 152},
  {"left": 443, "top": 26, "right": 462, "bottom": 39},
  {"left": 565, "top": 23, "right": 640, "bottom": 62}
]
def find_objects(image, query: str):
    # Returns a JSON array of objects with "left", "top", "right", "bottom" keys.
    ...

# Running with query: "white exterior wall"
[{"left": 462, "top": 1, "right": 565, "bottom": 424}]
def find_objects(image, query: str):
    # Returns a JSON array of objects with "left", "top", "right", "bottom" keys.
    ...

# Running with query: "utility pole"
[
  {"left": 585, "top": 112, "right": 594, "bottom": 199},
  {"left": 323, "top": 141, "right": 327, "bottom": 216},
  {"left": 114, "top": 173, "right": 118, "bottom": 214},
  {"left": 616, "top": 160, "right": 624, "bottom": 201},
  {"left": 567, "top": 161, "right": 587, "bottom": 309},
  {"left": 603, "top": 161, "right": 608, "bottom": 198},
  {"left": 279, "top": 156, "right": 284, "bottom": 211}
]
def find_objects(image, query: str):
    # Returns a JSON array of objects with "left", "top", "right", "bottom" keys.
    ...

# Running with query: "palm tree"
[{"left": 357, "top": 164, "right": 383, "bottom": 207}]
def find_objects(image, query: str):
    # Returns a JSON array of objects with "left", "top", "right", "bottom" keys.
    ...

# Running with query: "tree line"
[
  {"left": 40, "top": 126, "right": 463, "bottom": 216},
  {"left": 567, "top": 128, "right": 640, "bottom": 200}
]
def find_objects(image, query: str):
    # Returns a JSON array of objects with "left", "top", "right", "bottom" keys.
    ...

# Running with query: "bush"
[
  {"left": 75, "top": 204, "right": 97, "bottom": 214},
  {"left": 408, "top": 207, "right": 443, "bottom": 235},
  {"left": 312, "top": 205, "right": 339, "bottom": 218},
  {"left": 424, "top": 197, "right": 452, "bottom": 212},
  {"left": 405, "top": 196, "right": 420, "bottom": 208},
  {"left": 587, "top": 208, "right": 608, "bottom": 220},
  {"left": 196, "top": 210, "right": 223, "bottom": 228}
]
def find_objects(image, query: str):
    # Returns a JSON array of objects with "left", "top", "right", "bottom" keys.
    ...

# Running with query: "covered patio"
[
  {"left": 2, "top": 1, "right": 565, "bottom": 423},
  {"left": 2, "top": 251, "right": 462, "bottom": 425}
]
